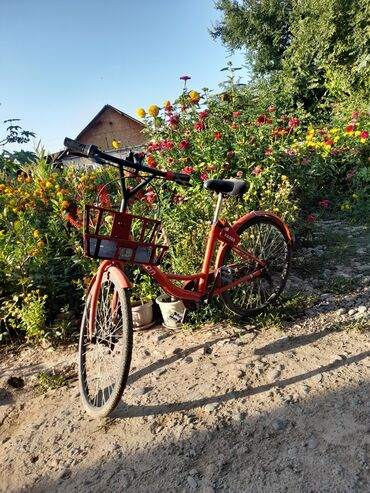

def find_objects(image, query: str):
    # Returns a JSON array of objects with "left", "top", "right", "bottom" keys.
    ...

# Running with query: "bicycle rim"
[
  {"left": 220, "top": 217, "right": 291, "bottom": 318},
  {"left": 78, "top": 267, "right": 133, "bottom": 417}
]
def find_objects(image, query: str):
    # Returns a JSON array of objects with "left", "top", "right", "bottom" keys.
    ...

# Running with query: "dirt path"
[{"left": 0, "top": 220, "right": 369, "bottom": 493}]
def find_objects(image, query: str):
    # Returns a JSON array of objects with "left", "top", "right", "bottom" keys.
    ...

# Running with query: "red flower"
[
  {"left": 257, "top": 114, "right": 266, "bottom": 125},
  {"left": 194, "top": 121, "right": 205, "bottom": 132},
  {"left": 145, "top": 191, "right": 157, "bottom": 205},
  {"left": 161, "top": 140, "right": 174, "bottom": 150},
  {"left": 173, "top": 194, "right": 184, "bottom": 203},
  {"left": 268, "top": 106, "right": 276, "bottom": 113},
  {"left": 307, "top": 215, "right": 317, "bottom": 223},
  {"left": 179, "top": 140, "right": 190, "bottom": 150},
  {"left": 169, "top": 115, "right": 180, "bottom": 125},
  {"left": 207, "top": 164, "right": 216, "bottom": 171},
  {"left": 181, "top": 166, "right": 194, "bottom": 175},
  {"left": 265, "top": 148, "right": 273, "bottom": 155},
  {"left": 214, "top": 132, "right": 222, "bottom": 140},
  {"left": 97, "top": 184, "right": 111, "bottom": 208},
  {"left": 200, "top": 173, "right": 209, "bottom": 181},
  {"left": 288, "top": 117, "right": 299, "bottom": 128},
  {"left": 352, "top": 112, "right": 358, "bottom": 118},
  {"left": 346, "top": 124, "right": 355, "bottom": 132},
  {"left": 233, "top": 111, "right": 241, "bottom": 117},
  {"left": 252, "top": 166, "right": 263, "bottom": 175},
  {"left": 180, "top": 75, "right": 191, "bottom": 81},
  {"left": 318, "top": 199, "right": 330, "bottom": 209},
  {"left": 326, "top": 140, "right": 333, "bottom": 146},
  {"left": 199, "top": 110, "right": 209, "bottom": 119},
  {"left": 266, "top": 119, "right": 273, "bottom": 124},
  {"left": 146, "top": 155, "right": 157, "bottom": 168}
]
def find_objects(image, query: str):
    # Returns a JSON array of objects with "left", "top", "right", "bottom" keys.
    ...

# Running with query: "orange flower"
[
  {"left": 62, "top": 200, "right": 69, "bottom": 209},
  {"left": 36, "top": 241, "right": 45, "bottom": 248}
]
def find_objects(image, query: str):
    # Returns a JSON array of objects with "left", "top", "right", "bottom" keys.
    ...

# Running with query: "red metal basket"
[{"left": 83, "top": 205, "right": 169, "bottom": 265}]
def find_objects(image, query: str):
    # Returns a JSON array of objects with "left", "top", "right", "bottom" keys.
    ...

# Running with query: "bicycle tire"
[
  {"left": 219, "top": 216, "right": 291, "bottom": 318},
  {"left": 78, "top": 266, "right": 133, "bottom": 417}
]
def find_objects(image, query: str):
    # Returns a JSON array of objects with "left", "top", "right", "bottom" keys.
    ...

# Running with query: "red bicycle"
[{"left": 64, "top": 138, "right": 292, "bottom": 417}]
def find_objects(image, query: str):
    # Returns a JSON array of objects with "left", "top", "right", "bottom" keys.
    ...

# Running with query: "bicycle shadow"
[{"left": 114, "top": 340, "right": 370, "bottom": 419}]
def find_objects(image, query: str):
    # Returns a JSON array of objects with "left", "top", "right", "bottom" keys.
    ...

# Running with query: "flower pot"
[
  {"left": 156, "top": 295, "right": 186, "bottom": 329},
  {"left": 131, "top": 300, "right": 155, "bottom": 330}
]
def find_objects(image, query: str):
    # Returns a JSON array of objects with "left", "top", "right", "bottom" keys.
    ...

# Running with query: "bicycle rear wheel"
[
  {"left": 219, "top": 216, "right": 291, "bottom": 318},
  {"left": 78, "top": 266, "right": 133, "bottom": 417}
]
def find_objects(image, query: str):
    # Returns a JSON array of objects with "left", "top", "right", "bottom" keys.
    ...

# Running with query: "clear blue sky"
[{"left": 0, "top": 0, "right": 247, "bottom": 153}]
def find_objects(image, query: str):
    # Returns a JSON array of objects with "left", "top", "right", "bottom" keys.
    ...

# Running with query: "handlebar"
[{"left": 63, "top": 137, "right": 191, "bottom": 187}]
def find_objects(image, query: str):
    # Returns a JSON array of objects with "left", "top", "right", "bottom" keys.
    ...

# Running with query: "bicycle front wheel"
[
  {"left": 219, "top": 216, "right": 291, "bottom": 318},
  {"left": 78, "top": 266, "right": 133, "bottom": 418}
]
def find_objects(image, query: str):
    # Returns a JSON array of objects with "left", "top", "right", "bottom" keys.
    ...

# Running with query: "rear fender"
[{"left": 215, "top": 211, "right": 292, "bottom": 270}]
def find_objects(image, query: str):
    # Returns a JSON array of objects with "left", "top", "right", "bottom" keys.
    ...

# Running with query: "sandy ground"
[{"left": 0, "top": 219, "right": 369, "bottom": 493}]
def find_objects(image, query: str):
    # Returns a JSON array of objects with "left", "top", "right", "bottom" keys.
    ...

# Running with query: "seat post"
[{"left": 212, "top": 193, "right": 223, "bottom": 225}]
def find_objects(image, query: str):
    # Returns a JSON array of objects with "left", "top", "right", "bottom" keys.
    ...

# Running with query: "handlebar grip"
[{"left": 64, "top": 137, "right": 97, "bottom": 157}]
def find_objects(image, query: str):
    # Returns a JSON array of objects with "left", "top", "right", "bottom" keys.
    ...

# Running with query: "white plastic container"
[{"left": 155, "top": 295, "right": 186, "bottom": 329}]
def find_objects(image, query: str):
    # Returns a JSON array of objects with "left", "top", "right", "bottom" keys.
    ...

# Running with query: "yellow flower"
[
  {"left": 352, "top": 194, "right": 359, "bottom": 199},
  {"left": 333, "top": 136, "right": 340, "bottom": 142},
  {"left": 360, "top": 138, "right": 367, "bottom": 144},
  {"left": 354, "top": 130, "right": 361, "bottom": 137},
  {"left": 33, "top": 229, "right": 40, "bottom": 238},
  {"left": 273, "top": 207, "right": 280, "bottom": 213},
  {"left": 188, "top": 91, "right": 200, "bottom": 103},
  {"left": 164, "top": 100, "right": 171, "bottom": 108},
  {"left": 148, "top": 105, "right": 159, "bottom": 117},
  {"left": 281, "top": 175, "right": 288, "bottom": 182},
  {"left": 112, "top": 139, "right": 120, "bottom": 149},
  {"left": 136, "top": 108, "right": 146, "bottom": 119},
  {"left": 0, "top": 230, "right": 4, "bottom": 236}
]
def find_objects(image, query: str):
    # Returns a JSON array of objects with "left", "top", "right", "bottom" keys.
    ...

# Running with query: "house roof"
[{"left": 76, "top": 104, "right": 144, "bottom": 140}]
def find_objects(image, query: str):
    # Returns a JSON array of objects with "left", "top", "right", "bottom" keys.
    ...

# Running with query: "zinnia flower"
[
  {"left": 181, "top": 166, "right": 194, "bottom": 175},
  {"left": 214, "top": 132, "right": 222, "bottom": 140},
  {"left": 148, "top": 105, "right": 159, "bottom": 117},
  {"left": 288, "top": 117, "right": 299, "bottom": 128},
  {"left": 200, "top": 173, "right": 209, "bottom": 181},
  {"left": 307, "top": 215, "right": 317, "bottom": 223},
  {"left": 346, "top": 124, "right": 355, "bottom": 133},
  {"left": 360, "top": 131, "right": 368, "bottom": 139},
  {"left": 189, "top": 91, "right": 200, "bottom": 104},
  {"left": 179, "top": 140, "right": 190, "bottom": 150},
  {"left": 318, "top": 199, "right": 330, "bottom": 208},
  {"left": 194, "top": 121, "right": 205, "bottom": 132},
  {"left": 137, "top": 108, "right": 146, "bottom": 119},
  {"left": 252, "top": 166, "right": 263, "bottom": 175}
]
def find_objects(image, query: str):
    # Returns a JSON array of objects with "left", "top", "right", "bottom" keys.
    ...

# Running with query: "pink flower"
[
  {"left": 265, "top": 148, "right": 273, "bottom": 155},
  {"left": 318, "top": 199, "right": 330, "bottom": 209},
  {"left": 307, "top": 215, "right": 317, "bottom": 223},
  {"left": 199, "top": 110, "right": 209, "bottom": 119},
  {"left": 169, "top": 115, "right": 180, "bottom": 125},
  {"left": 288, "top": 117, "right": 299, "bottom": 128},
  {"left": 360, "top": 131, "right": 369, "bottom": 139},
  {"left": 194, "top": 121, "right": 205, "bottom": 132},
  {"left": 173, "top": 194, "right": 184, "bottom": 204},
  {"left": 181, "top": 166, "right": 194, "bottom": 175},
  {"left": 179, "top": 140, "right": 190, "bottom": 150},
  {"left": 330, "top": 148, "right": 339, "bottom": 155},
  {"left": 236, "top": 170, "right": 243, "bottom": 177},
  {"left": 252, "top": 166, "right": 263, "bottom": 175},
  {"left": 180, "top": 75, "right": 191, "bottom": 81},
  {"left": 161, "top": 140, "right": 174, "bottom": 150},
  {"left": 200, "top": 173, "right": 209, "bottom": 181},
  {"left": 214, "top": 132, "right": 222, "bottom": 140},
  {"left": 268, "top": 106, "right": 276, "bottom": 113},
  {"left": 352, "top": 112, "right": 358, "bottom": 118},
  {"left": 145, "top": 191, "right": 157, "bottom": 205}
]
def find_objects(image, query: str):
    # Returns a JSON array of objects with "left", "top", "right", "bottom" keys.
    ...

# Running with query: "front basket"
[{"left": 83, "top": 205, "right": 168, "bottom": 265}]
